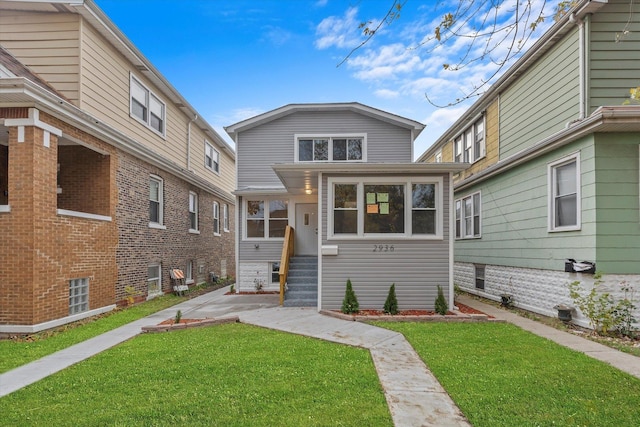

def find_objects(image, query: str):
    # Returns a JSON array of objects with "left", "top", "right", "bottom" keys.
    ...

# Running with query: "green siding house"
[{"left": 418, "top": 0, "right": 640, "bottom": 328}]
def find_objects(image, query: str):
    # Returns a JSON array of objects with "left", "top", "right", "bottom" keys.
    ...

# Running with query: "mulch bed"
[
  {"left": 322, "top": 302, "right": 496, "bottom": 322},
  {"left": 224, "top": 291, "right": 279, "bottom": 295}
]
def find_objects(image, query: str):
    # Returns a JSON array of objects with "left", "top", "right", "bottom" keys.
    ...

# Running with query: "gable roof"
[
  {"left": 0, "top": 45, "right": 68, "bottom": 100},
  {"left": 224, "top": 102, "right": 426, "bottom": 140}
]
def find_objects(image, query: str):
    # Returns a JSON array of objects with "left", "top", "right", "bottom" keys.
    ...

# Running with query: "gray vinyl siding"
[
  {"left": 455, "top": 137, "right": 597, "bottom": 270},
  {"left": 499, "top": 28, "right": 581, "bottom": 159},
  {"left": 0, "top": 11, "right": 80, "bottom": 103},
  {"left": 237, "top": 196, "right": 288, "bottom": 262},
  {"left": 589, "top": 0, "right": 640, "bottom": 109},
  {"left": 236, "top": 111, "right": 413, "bottom": 189},
  {"left": 594, "top": 133, "right": 640, "bottom": 273},
  {"left": 320, "top": 173, "right": 451, "bottom": 310}
]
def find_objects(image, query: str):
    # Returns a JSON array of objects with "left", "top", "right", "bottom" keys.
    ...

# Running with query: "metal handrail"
[{"left": 278, "top": 225, "right": 294, "bottom": 305}]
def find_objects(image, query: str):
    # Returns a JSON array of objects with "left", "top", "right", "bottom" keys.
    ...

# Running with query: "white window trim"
[
  {"left": 435, "top": 150, "right": 443, "bottom": 163},
  {"left": 149, "top": 175, "right": 164, "bottom": 228},
  {"left": 453, "top": 116, "right": 485, "bottom": 164},
  {"left": 294, "top": 133, "right": 367, "bottom": 163},
  {"left": 147, "top": 263, "right": 162, "bottom": 299},
  {"left": 242, "top": 197, "right": 290, "bottom": 240},
  {"left": 548, "top": 152, "right": 581, "bottom": 232},
  {"left": 213, "top": 201, "right": 221, "bottom": 236},
  {"left": 130, "top": 73, "right": 166, "bottom": 137},
  {"left": 327, "top": 176, "right": 443, "bottom": 240},
  {"left": 223, "top": 203, "right": 230, "bottom": 232},
  {"left": 189, "top": 191, "right": 199, "bottom": 233},
  {"left": 455, "top": 191, "right": 482, "bottom": 239},
  {"left": 205, "top": 140, "right": 220, "bottom": 174}
]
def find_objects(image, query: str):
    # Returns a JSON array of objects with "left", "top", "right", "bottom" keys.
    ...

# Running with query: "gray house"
[
  {"left": 225, "top": 103, "right": 466, "bottom": 310},
  {"left": 418, "top": 0, "right": 640, "bottom": 327}
]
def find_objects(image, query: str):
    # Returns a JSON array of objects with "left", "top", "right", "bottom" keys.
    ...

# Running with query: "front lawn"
[
  {"left": 0, "top": 324, "right": 392, "bottom": 427},
  {"left": 377, "top": 322, "right": 640, "bottom": 427},
  {"left": 0, "top": 294, "right": 187, "bottom": 373}
]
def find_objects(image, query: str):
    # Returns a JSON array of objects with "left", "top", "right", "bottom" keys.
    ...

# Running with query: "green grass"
[
  {"left": 0, "top": 324, "right": 392, "bottom": 427},
  {"left": 376, "top": 322, "right": 640, "bottom": 427},
  {"left": 0, "top": 294, "right": 186, "bottom": 373}
]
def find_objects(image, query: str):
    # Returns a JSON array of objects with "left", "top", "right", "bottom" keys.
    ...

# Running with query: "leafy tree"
[
  {"left": 383, "top": 284, "right": 399, "bottom": 315},
  {"left": 435, "top": 285, "right": 448, "bottom": 315},
  {"left": 341, "top": 279, "right": 360, "bottom": 314}
]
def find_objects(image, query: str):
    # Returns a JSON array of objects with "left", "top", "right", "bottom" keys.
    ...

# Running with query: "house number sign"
[{"left": 373, "top": 244, "right": 394, "bottom": 252}]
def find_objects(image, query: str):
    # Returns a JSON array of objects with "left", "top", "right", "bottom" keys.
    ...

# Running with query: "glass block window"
[{"left": 69, "top": 278, "right": 89, "bottom": 315}]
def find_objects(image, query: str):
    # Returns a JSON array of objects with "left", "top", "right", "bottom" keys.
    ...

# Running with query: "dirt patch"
[
  {"left": 323, "top": 303, "right": 495, "bottom": 322},
  {"left": 224, "top": 291, "right": 279, "bottom": 295}
]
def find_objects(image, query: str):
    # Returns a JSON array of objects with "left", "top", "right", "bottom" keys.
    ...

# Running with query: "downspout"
[
  {"left": 187, "top": 114, "right": 198, "bottom": 171},
  {"left": 570, "top": 13, "right": 586, "bottom": 120}
]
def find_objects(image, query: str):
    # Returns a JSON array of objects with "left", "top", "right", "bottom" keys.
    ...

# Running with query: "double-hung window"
[
  {"left": 455, "top": 192, "right": 481, "bottom": 238},
  {"left": 149, "top": 175, "right": 163, "bottom": 227},
  {"left": 213, "top": 201, "right": 220, "bottom": 235},
  {"left": 549, "top": 153, "right": 580, "bottom": 231},
  {"left": 69, "top": 278, "right": 89, "bottom": 315},
  {"left": 245, "top": 199, "right": 288, "bottom": 239},
  {"left": 329, "top": 178, "right": 442, "bottom": 238},
  {"left": 130, "top": 74, "right": 165, "bottom": 136},
  {"left": 453, "top": 117, "right": 485, "bottom": 163},
  {"left": 205, "top": 141, "right": 220, "bottom": 173},
  {"left": 297, "top": 135, "right": 364, "bottom": 162},
  {"left": 189, "top": 192, "right": 199, "bottom": 232}
]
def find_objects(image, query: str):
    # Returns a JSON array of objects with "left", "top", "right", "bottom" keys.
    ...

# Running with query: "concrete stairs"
[{"left": 283, "top": 256, "right": 318, "bottom": 307}]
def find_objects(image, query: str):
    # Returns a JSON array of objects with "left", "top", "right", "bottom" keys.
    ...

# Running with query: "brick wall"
[{"left": 115, "top": 152, "right": 235, "bottom": 303}]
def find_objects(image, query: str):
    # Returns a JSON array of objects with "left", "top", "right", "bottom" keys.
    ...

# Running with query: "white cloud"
[
  {"left": 262, "top": 26, "right": 292, "bottom": 46},
  {"left": 374, "top": 89, "right": 399, "bottom": 99},
  {"left": 315, "top": 7, "right": 362, "bottom": 49}
]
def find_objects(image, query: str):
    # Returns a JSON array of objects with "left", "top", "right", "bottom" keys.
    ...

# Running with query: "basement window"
[
  {"left": 69, "top": 278, "right": 89, "bottom": 315},
  {"left": 475, "top": 264, "right": 485, "bottom": 290}
]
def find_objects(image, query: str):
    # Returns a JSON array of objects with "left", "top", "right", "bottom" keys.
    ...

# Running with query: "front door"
[{"left": 295, "top": 203, "right": 318, "bottom": 255}]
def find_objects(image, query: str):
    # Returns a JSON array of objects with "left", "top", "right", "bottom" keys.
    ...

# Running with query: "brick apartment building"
[{"left": 0, "top": 0, "right": 235, "bottom": 334}]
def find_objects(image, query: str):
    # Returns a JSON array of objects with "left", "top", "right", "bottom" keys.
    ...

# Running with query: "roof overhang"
[
  {"left": 225, "top": 102, "right": 426, "bottom": 141},
  {"left": 272, "top": 162, "right": 469, "bottom": 196},
  {"left": 0, "top": 0, "right": 235, "bottom": 156},
  {"left": 455, "top": 105, "right": 640, "bottom": 192},
  {"left": 417, "top": 0, "right": 609, "bottom": 162},
  {"left": 0, "top": 77, "right": 234, "bottom": 203}
]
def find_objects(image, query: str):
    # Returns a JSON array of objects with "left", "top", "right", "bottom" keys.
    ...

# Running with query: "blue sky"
[{"left": 95, "top": 0, "right": 551, "bottom": 158}]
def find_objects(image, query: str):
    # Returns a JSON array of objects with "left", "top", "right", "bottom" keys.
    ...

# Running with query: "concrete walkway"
[
  {"left": 459, "top": 294, "right": 640, "bottom": 380},
  {"left": 2, "top": 287, "right": 640, "bottom": 426},
  {"left": 0, "top": 286, "right": 470, "bottom": 426}
]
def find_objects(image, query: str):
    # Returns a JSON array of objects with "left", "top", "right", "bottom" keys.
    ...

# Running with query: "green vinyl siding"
[
  {"left": 594, "top": 133, "right": 640, "bottom": 273},
  {"left": 500, "top": 28, "right": 580, "bottom": 159},
  {"left": 455, "top": 137, "right": 597, "bottom": 270},
  {"left": 589, "top": 0, "right": 640, "bottom": 110}
]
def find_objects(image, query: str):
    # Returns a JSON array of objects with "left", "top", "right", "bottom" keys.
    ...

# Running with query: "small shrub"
[
  {"left": 230, "top": 284, "right": 235, "bottom": 293},
  {"left": 435, "top": 285, "right": 448, "bottom": 315},
  {"left": 383, "top": 284, "right": 398, "bottom": 315},
  {"left": 174, "top": 310, "right": 182, "bottom": 324},
  {"left": 341, "top": 279, "right": 359, "bottom": 314}
]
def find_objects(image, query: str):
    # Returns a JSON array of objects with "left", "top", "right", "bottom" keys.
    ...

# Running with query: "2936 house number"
[{"left": 373, "top": 244, "right": 394, "bottom": 252}]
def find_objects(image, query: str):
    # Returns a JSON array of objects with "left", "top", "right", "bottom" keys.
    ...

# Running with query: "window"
[
  {"left": 475, "top": 264, "right": 485, "bottom": 290},
  {"left": 271, "top": 262, "right": 280, "bottom": 284},
  {"left": 205, "top": 141, "right": 220, "bottom": 173},
  {"left": 130, "top": 74, "right": 165, "bottom": 135},
  {"left": 213, "top": 201, "right": 220, "bottom": 235},
  {"left": 297, "top": 136, "right": 364, "bottom": 162},
  {"left": 455, "top": 192, "right": 481, "bottom": 238},
  {"left": 435, "top": 151, "right": 442, "bottom": 163},
  {"left": 223, "top": 204, "right": 229, "bottom": 232},
  {"left": 189, "top": 192, "right": 198, "bottom": 231},
  {"left": 245, "top": 198, "right": 288, "bottom": 239},
  {"left": 454, "top": 117, "right": 485, "bottom": 163},
  {"left": 549, "top": 154, "right": 580, "bottom": 231},
  {"left": 149, "top": 175, "right": 163, "bottom": 226},
  {"left": 69, "top": 278, "right": 89, "bottom": 315},
  {"left": 147, "top": 264, "right": 162, "bottom": 297},
  {"left": 186, "top": 260, "right": 194, "bottom": 284},
  {"left": 329, "top": 177, "right": 442, "bottom": 238}
]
